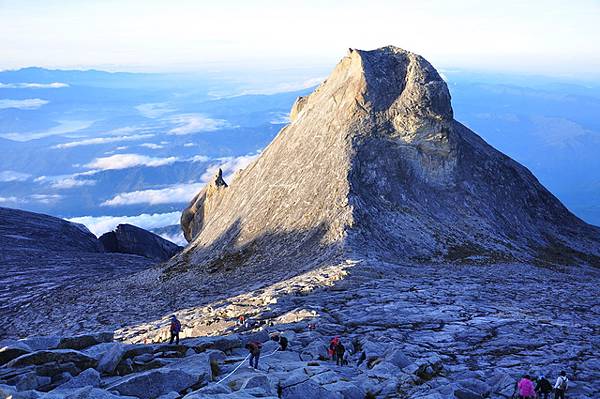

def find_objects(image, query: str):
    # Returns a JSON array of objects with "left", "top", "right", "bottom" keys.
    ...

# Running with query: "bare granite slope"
[{"left": 179, "top": 46, "right": 600, "bottom": 273}]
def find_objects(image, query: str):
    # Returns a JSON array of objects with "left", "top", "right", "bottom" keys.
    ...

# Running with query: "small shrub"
[{"left": 365, "top": 391, "right": 377, "bottom": 399}]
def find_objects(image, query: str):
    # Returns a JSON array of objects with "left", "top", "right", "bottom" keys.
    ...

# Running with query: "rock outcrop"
[
  {"left": 179, "top": 46, "right": 600, "bottom": 274},
  {"left": 99, "top": 224, "right": 182, "bottom": 262},
  {"left": 0, "top": 207, "right": 154, "bottom": 336}
]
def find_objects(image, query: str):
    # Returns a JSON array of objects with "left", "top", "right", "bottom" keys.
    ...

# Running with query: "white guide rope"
[{"left": 216, "top": 347, "right": 279, "bottom": 385}]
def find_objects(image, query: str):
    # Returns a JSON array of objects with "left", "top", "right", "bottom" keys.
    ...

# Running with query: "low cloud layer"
[
  {"left": 53, "top": 134, "right": 154, "bottom": 149},
  {"left": 50, "top": 177, "right": 96, "bottom": 189},
  {"left": 0, "top": 82, "right": 69, "bottom": 89},
  {"left": 0, "top": 170, "right": 31, "bottom": 182},
  {"left": 85, "top": 153, "right": 178, "bottom": 171},
  {"left": 136, "top": 102, "right": 175, "bottom": 118},
  {"left": 139, "top": 142, "right": 164, "bottom": 149},
  {"left": 167, "top": 114, "right": 229, "bottom": 135},
  {"left": 67, "top": 211, "right": 181, "bottom": 237},
  {"left": 101, "top": 182, "right": 205, "bottom": 206},
  {"left": 0, "top": 98, "right": 49, "bottom": 110},
  {"left": 1, "top": 120, "right": 94, "bottom": 141},
  {"left": 101, "top": 153, "right": 258, "bottom": 206}
]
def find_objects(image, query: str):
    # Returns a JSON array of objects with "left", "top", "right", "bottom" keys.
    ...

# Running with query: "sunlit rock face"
[{"left": 179, "top": 46, "right": 600, "bottom": 272}]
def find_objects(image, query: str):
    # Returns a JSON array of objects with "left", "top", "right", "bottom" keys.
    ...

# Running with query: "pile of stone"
[{"left": 0, "top": 322, "right": 504, "bottom": 399}]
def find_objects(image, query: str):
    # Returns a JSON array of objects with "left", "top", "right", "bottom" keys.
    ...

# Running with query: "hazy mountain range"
[{"left": 0, "top": 66, "right": 598, "bottom": 245}]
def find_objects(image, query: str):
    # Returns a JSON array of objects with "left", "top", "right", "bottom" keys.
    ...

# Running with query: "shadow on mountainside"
[{"left": 3, "top": 218, "right": 343, "bottom": 340}]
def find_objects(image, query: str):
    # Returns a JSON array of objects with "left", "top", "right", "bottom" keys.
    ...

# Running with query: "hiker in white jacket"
[{"left": 553, "top": 371, "right": 568, "bottom": 399}]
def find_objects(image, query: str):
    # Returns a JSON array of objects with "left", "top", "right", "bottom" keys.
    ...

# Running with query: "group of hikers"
[
  {"left": 169, "top": 315, "right": 572, "bottom": 398},
  {"left": 514, "top": 372, "right": 569, "bottom": 399},
  {"left": 328, "top": 336, "right": 349, "bottom": 366}
]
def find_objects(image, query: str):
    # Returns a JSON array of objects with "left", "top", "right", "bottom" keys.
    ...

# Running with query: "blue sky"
[{"left": 0, "top": 0, "right": 599, "bottom": 77}]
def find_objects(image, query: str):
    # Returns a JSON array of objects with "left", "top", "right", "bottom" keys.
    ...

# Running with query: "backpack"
[
  {"left": 558, "top": 377, "right": 568, "bottom": 391},
  {"left": 172, "top": 320, "right": 181, "bottom": 333}
]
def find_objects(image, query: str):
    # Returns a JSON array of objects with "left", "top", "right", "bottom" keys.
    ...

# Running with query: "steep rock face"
[
  {"left": 178, "top": 46, "right": 600, "bottom": 272},
  {"left": 99, "top": 224, "right": 182, "bottom": 261},
  {"left": 0, "top": 206, "right": 103, "bottom": 254}
]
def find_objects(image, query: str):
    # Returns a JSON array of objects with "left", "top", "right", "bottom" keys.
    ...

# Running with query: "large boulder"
[
  {"left": 107, "top": 353, "right": 210, "bottom": 399},
  {"left": 44, "top": 386, "right": 139, "bottom": 399},
  {"left": 18, "top": 337, "right": 61, "bottom": 352},
  {"left": 56, "top": 368, "right": 101, "bottom": 389},
  {"left": 96, "top": 343, "right": 126, "bottom": 375},
  {"left": 99, "top": 224, "right": 182, "bottom": 261},
  {"left": 107, "top": 368, "right": 199, "bottom": 398},
  {"left": 282, "top": 377, "right": 342, "bottom": 399},
  {"left": 58, "top": 332, "right": 114, "bottom": 351},
  {"left": 7, "top": 350, "right": 97, "bottom": 370},
  {"left": 0, "top": 341, "right": 32, "bottom": 366}
]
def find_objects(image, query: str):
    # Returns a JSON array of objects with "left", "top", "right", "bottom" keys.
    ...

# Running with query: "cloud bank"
[
  {"left": 101, "top": 182, "right": 205, "bottom": 206},
  {"left": 0, "top": 98, "right": 49, "bottom": 110},
  {"left": 101, "top": 153, "right": 258, "bottom": 206},
  {"left": 0, "top": 82, "right": 69, "bottom": 89},
  {"left": 85, "top": 153, "right": 178, "bottom": 171},
  {"left": 53, "top": 134, "right": 154, "bottom": 149},
  {"left": 0, "top": 170, "right": 31, "bottom": 182},
  {"left": 167, "top": 114, "right": 229, "bottom": 135},
  {"left": 67, "top": 212, "right": 181, "bottom": 237}
]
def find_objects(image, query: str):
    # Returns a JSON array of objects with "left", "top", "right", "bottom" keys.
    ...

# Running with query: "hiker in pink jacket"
[{"left": 517, "top": 375, "right": 536, "bottom": 398}]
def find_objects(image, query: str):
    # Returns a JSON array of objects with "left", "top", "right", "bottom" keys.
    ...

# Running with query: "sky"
[{"left": 0, "top": 0, "right": 599, "bottom": 77}]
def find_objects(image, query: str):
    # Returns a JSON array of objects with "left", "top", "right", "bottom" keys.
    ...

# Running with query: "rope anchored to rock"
[{"left": 215, "top": 348, "right": 279, "bottom": 385}]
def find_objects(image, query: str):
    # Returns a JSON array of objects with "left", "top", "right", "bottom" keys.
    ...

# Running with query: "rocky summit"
[
  {"left": 179, "top": 46, "right": 600, "bottom": 275},
  {"left": 3, "top": 47, "right": 600, "bottom": 399}
]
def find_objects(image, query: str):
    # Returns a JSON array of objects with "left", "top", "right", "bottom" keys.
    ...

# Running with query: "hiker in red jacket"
[{"left": 169, "top": 315, "right": 181, "bottom": 345}]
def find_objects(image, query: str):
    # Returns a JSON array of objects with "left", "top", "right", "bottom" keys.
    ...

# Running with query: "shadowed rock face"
[
  {"left": 179, "top": 46, "right": 600, "bottom": 272},
  {"left": 99, "top": 224, "right": 182, "bottom": 261}
]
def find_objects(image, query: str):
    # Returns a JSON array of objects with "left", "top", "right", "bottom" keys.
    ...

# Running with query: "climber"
[
  {"left": 245, "top": 341, "right": 262, "bottom": 369},
  {"left": 169, "top": 315, "right": 181, "bottom": 345},
  {"left": 553, "top": 371, "right": 569, "bottom": 399},
  {"left": 517, "top": 375, "right": 536, "bottom": 399},
  {"left": 270, "top": 333, "right": 288, "bottom": 351},
  {"left": 329, "top": 336, "right": 340, "bottom": 361},
  {"left": 535, "top": 375, "right": 553, "bottom": 399},
  {"left": 335, "top": 340, "right": 346, "bottom": 366},
  {"left": 237, "top": 315, "right": 245, "bottom": 326}
]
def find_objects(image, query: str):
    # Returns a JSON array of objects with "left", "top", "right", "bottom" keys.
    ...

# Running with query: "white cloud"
[
  {"left": 50, "top": 177, "right": 96, "bottom": 189},
  {"left": 136, "top": 102, "right": 175, "bottom": 118},
  {"left": 1, "top": 120, "right": 94, "bottom": 141},
  {"left": 0, "top": 170, "right": 31, "bottom": 182},
  {"left": 183, "top": 142, "right": 196, "bottom": 147},
  {"left": 189, "top": 155, "right": 209, "bottom": 162},
  {"left": 167, "top": 114, "right": 229, "bottom": 135},
  {"left": 201, "top": 154, "right": 258, "bottom": 182},
  {"left": 53, "top": 133, "right": 155, "bottom": 149},
  {"left": 0, "top": 82, "right": 69, "bottom": 89},
  {"left": 139, "top": 142, "right": 164, "bottom": 149},
  {"left": 84, "top": 153, "right": 178, "bottom": 171},
  {"left": 238, "top": 76, "right": 325, "bottom": 96},
  {"left": 67, "top": 211, "right": 182, "bottom": 237},
  {"left": 0, "top": 98, "right": 49, "bottom": 110},
  {"left": 270, "top": 112, "right": 291, "bottom": 124},
  {"left": 30, "top": 194, "right": 62, "bottom": 204},
  {"left": 158, "top": 231, "right": 187, "bottom": 246},
  {"left": 101, "top": 182, "right": 205, "bottom": 206},
  {"left": 100, "top": 153, "right": 258, "bottom": 206},
  {"left": 0, "top": 196, "right": 18, "bottom": 203}
]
